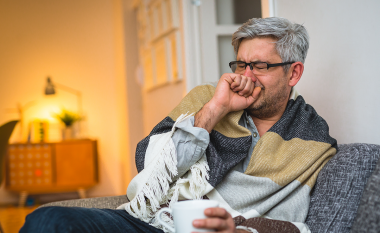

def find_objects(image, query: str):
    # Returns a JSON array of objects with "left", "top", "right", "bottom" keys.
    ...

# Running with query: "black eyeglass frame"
[{"left": 229, "top": 61, "right": 295, "bottom": 71}]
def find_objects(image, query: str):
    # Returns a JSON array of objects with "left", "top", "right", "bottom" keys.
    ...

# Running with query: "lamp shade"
[{"left": 45, "top": 77, "right": 56, "bottom": 95}]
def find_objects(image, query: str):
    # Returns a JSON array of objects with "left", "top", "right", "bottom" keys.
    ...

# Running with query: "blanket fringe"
[
  {"left": 125, "top": 112, "right": 211, "bottom": 232},
  {"left": 189, "top": 155, "right": 210, "bottom": 199},
  {"left": 125, "top": 113, "right": 196, "bottom": 223}
]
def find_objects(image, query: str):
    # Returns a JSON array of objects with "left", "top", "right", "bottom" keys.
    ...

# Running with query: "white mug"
[{"left": 156, "top": 200, "right": 219, "bottom": 233}]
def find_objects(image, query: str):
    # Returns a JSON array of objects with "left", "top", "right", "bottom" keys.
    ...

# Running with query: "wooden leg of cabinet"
[
  {"left": 78, "top": 188, "right": 86, "bottom": 199},
  {"left": 18, "top": 191, "right": 28, "bottom": 208}
]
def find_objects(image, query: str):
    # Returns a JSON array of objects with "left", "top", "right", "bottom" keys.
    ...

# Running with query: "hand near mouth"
[{"left": 194, "top": 73, "right": 261, "bottom": 133}]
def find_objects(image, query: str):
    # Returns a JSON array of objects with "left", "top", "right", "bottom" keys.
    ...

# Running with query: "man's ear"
[{"left": 288, "top": 62, "right": 304, "bottom": 87}]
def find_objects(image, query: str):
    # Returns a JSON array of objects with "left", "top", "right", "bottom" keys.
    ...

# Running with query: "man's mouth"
[
  {"left": 252, "top": 78, "right": 265, "bottom": 90},
  {"left": 254, "top": 83, "right": 265, "bottom": 90}
]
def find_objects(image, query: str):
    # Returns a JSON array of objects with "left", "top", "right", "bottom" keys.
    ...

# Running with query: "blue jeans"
[{"left": 20, "top": 206, "right": 165, "bottom": 233}]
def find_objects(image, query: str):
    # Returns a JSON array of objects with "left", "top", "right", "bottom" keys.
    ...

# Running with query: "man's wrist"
[
  {"left": 206, "top": 98, "right": 229, "bottom": 117},
  {"left": 194, "top": 100, "right": 228, "bottom": 133}
]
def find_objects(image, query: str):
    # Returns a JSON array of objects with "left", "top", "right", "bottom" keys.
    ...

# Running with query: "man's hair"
[{"left": 232, "top": 17, "right": 309, "bottom": 73}]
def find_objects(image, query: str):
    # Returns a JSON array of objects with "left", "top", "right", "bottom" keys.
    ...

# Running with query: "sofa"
[{"left": 40, "top": 143, "right": 380, "bottom": 233}]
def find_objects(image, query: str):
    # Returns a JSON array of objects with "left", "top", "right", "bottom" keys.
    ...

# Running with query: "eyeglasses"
[{"left": 229, "top": 61, "right": 295, "bottom": 74}]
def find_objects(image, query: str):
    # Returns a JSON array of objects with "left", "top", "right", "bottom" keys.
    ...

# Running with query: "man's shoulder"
[
  {"left": 190, "top": 83, "right": 217, "bottom": 95},
  {"left": 185, "top": 83, "right": 216, "bottom": 103}
]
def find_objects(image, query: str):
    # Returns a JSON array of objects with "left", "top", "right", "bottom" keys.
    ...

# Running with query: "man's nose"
[{"left": 243, "top": 65, "right": 257, "bottom": 82}]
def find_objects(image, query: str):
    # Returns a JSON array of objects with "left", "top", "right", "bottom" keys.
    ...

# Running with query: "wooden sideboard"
[{"left": 5, "top": 139, "right": 98, "bottom": 206}]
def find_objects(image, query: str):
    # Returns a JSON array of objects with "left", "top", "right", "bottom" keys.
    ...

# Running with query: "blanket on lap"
[{"left": 119, "top": 84, "right": 338, "bottom": 233}]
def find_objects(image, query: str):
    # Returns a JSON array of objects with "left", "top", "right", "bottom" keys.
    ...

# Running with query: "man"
[
  {"left": 21, "top": 17, "right": 337, "bottom": 233},
  {"left": 124, "top": 17, "right": 336, "bottom": 233}
]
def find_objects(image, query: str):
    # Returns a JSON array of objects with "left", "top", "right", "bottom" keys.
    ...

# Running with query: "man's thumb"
[{"left": 251, "top": 87, "right": 261, "bottom": 101}]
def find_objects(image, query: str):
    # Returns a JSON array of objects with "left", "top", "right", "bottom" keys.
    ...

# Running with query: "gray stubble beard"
[{"left": 247, "top": 84, "right": 289, "bottom": 119}]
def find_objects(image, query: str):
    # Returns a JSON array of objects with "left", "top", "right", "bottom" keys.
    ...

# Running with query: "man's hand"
[
  {"left": 215, "top": 73, "right": 261, "bottom": 113},
  {"left": 192, "top": 207, "right": 246, "bottom": 233},
  {"left": 192, "top": 207, "right": 236, "bottom": 233},
  {"left": 194, "top": 73, "right": 261, "bottom": 132}
]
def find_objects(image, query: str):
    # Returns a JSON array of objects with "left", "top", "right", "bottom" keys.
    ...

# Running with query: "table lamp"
[
  {"left": 44, "top": 77, "right": 83, "bottom": 139},
  {"left": 44, "top": 77, "right": 82, "bottom": 115}
]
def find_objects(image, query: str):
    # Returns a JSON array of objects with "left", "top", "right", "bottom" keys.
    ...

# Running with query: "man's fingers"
[
  {"left": 193, "top": 218, "right": 228, "bottom": 230},
  {"left": 223, "top": 73, "right": 241, "bottom": 85},
  {"left": 204, "top": 208, "right": 230, "bottom": 219},
  {"left": 235, "top": 76, "right": 248, "bottom": 94},
  {"left": 223, "top": 75, "right": 234, "bottom": 85},
  {"left": 252, "top": 86, "right": 261, "bottom": 99},
  {"left": 225, "top": 74, "right": 254, "bottom": 97},
  {"left": 239, "top": 77, "right": 254, "bottom": 97},
  {"left": 193, "top": 208, "right": 235, "bottom": 232},
  {"left": 247, "top": 86, "right": 262, "bottom": 104},
  {"left": 248, "top": 82, "right": 255, "bottom": 97},
  {"left": 230, "top": 75, "right": 242, "bottom": 90}
]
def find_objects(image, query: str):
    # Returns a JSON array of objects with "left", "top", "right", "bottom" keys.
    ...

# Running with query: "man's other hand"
[{"left": 192, "top": 207, "right": 241, "bottom": 233}]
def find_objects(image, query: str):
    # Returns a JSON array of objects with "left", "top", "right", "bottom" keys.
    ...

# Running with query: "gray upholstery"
[
  {"left": 39, "top": 195, "right": 128, "bottom": 209},
  {"left": 351, "top": 150, "right": 380, "bottom": 233},
  {"left": 305, "top": 143, "right": 380, "bottom": 233},
  {"left": 39, "top": 143, "right": 380, "bottom": 233}
]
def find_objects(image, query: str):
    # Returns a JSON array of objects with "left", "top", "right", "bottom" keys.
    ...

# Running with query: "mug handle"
[{"left": 157, "top": 207, "right": 175, "bottom": 233}]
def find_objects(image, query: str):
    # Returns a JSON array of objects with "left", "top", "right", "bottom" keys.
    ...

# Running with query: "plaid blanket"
[{"left": 120, "top": 84, "right": 337, "bottom": 233}]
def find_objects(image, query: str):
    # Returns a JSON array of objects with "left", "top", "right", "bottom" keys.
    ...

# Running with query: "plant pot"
[{"left": 62, "top": 127, "right": 74, "bottom": 140}]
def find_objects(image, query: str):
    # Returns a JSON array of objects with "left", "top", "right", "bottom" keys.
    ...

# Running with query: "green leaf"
[{"left": 53, "top": 109, "right": 82, "bottom": 127}]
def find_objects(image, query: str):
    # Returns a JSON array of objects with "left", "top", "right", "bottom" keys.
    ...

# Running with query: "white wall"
[{"left": 275, "top": 0, "right": 380, "bottom": 145}]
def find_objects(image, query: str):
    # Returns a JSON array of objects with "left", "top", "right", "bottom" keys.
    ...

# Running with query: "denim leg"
[{"left": 20, "top": 206, "right": 165, "bottom": 233}]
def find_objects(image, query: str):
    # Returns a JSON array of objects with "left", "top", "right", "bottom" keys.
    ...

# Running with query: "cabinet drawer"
[
  {"left": 54, "top": 140, "right": 97, "bottom": 186},
  {"left": 6, "top": 144, "right": 53, "bottom": 188}
]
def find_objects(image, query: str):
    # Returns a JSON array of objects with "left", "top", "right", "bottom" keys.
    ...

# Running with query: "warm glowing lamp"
[
  {"left": 44, "top": 77, "right": 83, "bottom": 139},
  {"left": 44, "top": 77, "right": 83, "bottom": 115}
]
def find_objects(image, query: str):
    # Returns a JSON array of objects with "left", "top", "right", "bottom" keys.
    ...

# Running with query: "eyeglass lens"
[{"left": 230, "top": 62, "right": 267, "bottom": 73}]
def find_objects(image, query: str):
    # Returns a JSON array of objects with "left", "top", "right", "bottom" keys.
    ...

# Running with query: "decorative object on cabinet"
[
  {"left": 5, "top": 139, "right": 98, "bottom": 207},
  {"left": 53, "top": 109, "right": 82, "bottom": 140},
  {"left": 28, "top": 119, "right": 49, "bottom": 143}
]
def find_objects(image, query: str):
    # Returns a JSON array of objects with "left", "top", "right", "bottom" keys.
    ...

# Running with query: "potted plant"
[{"left": 54, "top": 109, "right": 82, "bottom": 140}]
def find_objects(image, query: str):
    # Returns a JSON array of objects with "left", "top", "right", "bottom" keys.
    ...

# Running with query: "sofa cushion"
[
  {"left": 305, "top": 143, "right": 380, "bottom": 233},
  {"left": 39, "top": 195, "right": 129, "bottom": 209}
]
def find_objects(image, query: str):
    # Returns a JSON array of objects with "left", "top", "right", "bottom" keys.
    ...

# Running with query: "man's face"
[{"left": 236, "top": 37, "right": 292, "bottom": 119}]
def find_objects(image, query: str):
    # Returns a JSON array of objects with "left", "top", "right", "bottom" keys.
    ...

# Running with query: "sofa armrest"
[
  {"left": 306, "top": 143, "right": 380, "bottom": 233},
  {"left": 38, "top": 195, "right": 129, "bottom": 209},
  {"left": 351, "top": 152, "right": 380, "bottom": 232}
]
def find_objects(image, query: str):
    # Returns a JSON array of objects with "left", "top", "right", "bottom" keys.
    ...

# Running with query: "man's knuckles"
[
  {"left": 204, "top": 218, "right": 227, "bottom": 229},
  {"left": 205, "top": 208, "right": 227, "bottom": 217}
]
